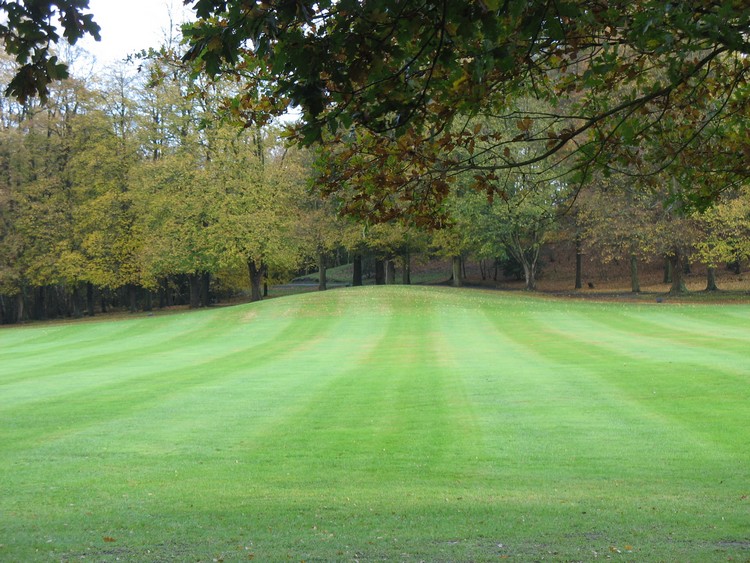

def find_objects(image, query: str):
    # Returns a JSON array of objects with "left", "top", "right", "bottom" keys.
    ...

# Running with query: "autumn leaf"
[{"left": 516, "top": 117, "right": 533, "bottom": 131}]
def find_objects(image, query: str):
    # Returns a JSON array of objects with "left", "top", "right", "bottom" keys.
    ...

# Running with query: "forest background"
[{"left": 1, "top": 1, "right": 750, "bottom": 324}]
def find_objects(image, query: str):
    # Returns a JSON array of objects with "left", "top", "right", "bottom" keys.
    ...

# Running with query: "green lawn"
[{"left": 1, "top": 286, "right": 748, "bottom": 561}]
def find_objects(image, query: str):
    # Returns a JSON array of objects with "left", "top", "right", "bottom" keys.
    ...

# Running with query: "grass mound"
[{"left": 1, "top": 286, "right": 748, "bottom": 561}]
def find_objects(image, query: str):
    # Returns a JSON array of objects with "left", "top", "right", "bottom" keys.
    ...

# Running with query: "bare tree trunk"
[
  {"left": 451, "top": 256, "right": 463, "bottom": 287},
  {"left": 86, "top": 282, "right": 95, "bottom": 316},
  {"left": 248, "top": 260, "right": 263, "bottom": 302},
  {"left": 188, "top": 274, "right": 201, "bottom": 309},
  {"left": 16, "top": 292, "right": 24, "bottom": 323},
  {"left": 71, "top": 284, "right": 83, "bottom": 318},
  {"left": 201, "top": 272, "right": 211, "bottom": 306},
  {"left": 706, "top": 267, "right": 719, "bottom": 291},
  {"left": 508, "top": 235, "right": 540, "bottom": 291},
  {"left": 402, "top": 250, "right": 411, "bottom": 284},
  {"left": 574, "top": 234, "right": 583, "bottom": 289},
  {"left": 34, "top": 286, "right": 46, "bottom": 320},
  {"left": 669, "top": 251, "right": 688, "bottom": 294},
  {"left": 352, "top": 255, "right": 363, "bottom": 286},
  {"left": 128, "top": 284, "right": 138, "bottom": 312},
  {"left": 519, "top": 248, "right": 539, "bottom": 290},
  {"left": 629, "top": 253, "right": 641, "bottom": 293},
  {"left": 522, "top": 262, "right": 537, "bottom": 291},
  {"left": 663, "top": 256, "right": 673, "bottom": 284},
  {"left": 386, "top": 260, "right": 396, "bottom": 284},
  {"left": 318, "top": 251, "right": 327, "bottom": 291},
  {"left": 374, "top": 259, "right": 386, "bottom": 285}
]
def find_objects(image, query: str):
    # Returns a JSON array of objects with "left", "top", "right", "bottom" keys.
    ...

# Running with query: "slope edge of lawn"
[{"left": 0, "top": 285, "right": 748, "bottom": 562}]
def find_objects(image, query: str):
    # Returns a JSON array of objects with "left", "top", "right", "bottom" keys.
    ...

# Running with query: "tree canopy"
[
  {"left": 0, "top": 1, "right": 100, "bottom": 102},
  {"left": 180, "top": 1, "right": 750, "bottom": 210},
  {"left": 3, "top": 2, "right": 748, "bottom": 211}
]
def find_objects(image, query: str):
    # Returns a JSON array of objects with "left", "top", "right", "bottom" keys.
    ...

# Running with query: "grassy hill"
[{"left": 1, "top": 286, "right": 748, "bottom": 561}]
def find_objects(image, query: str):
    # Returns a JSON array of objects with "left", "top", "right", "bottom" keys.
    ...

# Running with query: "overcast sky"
[{"left": 76, "top": 0, "right": 195, "bottom": 68}]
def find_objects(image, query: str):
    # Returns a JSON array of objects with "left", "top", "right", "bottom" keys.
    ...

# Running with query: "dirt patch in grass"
[
  {"left": 61, "top": 541, "right": 200, "bottom": 562},
  {"left": 715, "top": 539, "right": 750, "bottom": 549}
]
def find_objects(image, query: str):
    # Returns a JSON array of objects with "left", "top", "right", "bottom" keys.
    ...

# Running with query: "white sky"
[
  {"left": 76, "top": 0, "right": 195, "bottom": 68},
  {"left": 71, "top": 1, "right": 300, "bottom": 121}
]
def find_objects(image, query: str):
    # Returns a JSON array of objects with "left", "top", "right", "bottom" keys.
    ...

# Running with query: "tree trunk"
[
  {"left": 86, "top": 282, "right": 95, "bottom": 317},
  {"left": 201, "top": 272, "right": 211, "bottom": 306},
  {"left": 71, "top": 284, "right": 83, "bottom": 318},
  {"left": 663, "top": 256, "right": 673, "bottom": 284},
  {"left": 352, "top": 255, "right": 363, "bottom": 286},
  {"left": 402, "top": 250, "right": 411, "bottom": 284},
  {"left": 522, "top": 261, "right": 537, "bottom": 291},
  {"left": 127, "top": 284, "right": 138, "bottom": 312},
  {"left": 34, "top": 286, "right": 46, "bottom": 320},
  {"left": 451, "top": 256, "right": 463, "bottom": 287},
  {"left": 166, "top": 279, "right": 174, "bottom": 307},
  {"left": 54, "top": 285, "right": 67, "bottom": 318},
  {"left": 374, "top": 259, "right": 386, "bottom": 285},
  {"left": 16, "top": 292, "right": 25, "bottom": 323},
  {"left": 386, "top": 260, "right": 396, "bottom": 284},
  {"left": 574, "top": 234, "right": 583, "bottom": 289},
  {"left": 669, "top": 251, "right": 688, "bottom": 294},
  {"left": 706, "top": 267, "right": 719, "bottom": 291},
  {"left": 318, "top": 251, "right": 327, "bottom": 291},
  {"left": 248, "top": 259, "right": 263, "bottom": 302},
  {"left": 188, "top": 273, "right": 201, "bottom": 309},
  {"left": 515, "top": 246, "right": 538, "bottom": 291},
  {"left": 629, "top": 253, "right": 641, "bottom": 293}
]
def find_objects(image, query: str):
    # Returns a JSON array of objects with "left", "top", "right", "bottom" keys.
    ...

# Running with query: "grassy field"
[{"left": 1, "top": 286, "right": 748, "bottom": 562}]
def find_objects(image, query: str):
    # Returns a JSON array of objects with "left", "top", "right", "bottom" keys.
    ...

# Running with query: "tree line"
[
  {"left": 0, "top": 47, "right": 312, "bottom": 323},
  {"left": 1, "top": 42, "right": 748, "bottom": 325},
  {"left": 3, "top": 0, "right": 750, "bottom": 323},
  {"left": 0, "top": 46, "right": 457, "bottom": 323}
]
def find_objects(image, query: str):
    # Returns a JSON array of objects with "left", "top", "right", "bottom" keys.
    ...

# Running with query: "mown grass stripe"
[
  {"left": 487, "top": 306, "right": 749, "bottom": 457},
  {"left": 0, "top": 300, "right": 349, "bottom": 455},
  {"left": 234, "top": 288, "right": 481, "bottom": 492},
  {"left": 0, "top": 286, "right": 748, "bottom": 561}
]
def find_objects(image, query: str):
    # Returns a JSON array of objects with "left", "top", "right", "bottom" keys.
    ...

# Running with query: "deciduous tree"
[{"left": 183, "top": 0, "right": 750, "bottom": 214}]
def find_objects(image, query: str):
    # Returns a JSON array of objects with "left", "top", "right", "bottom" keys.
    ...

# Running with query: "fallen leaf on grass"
[{"left": 103, "top": 537, "right": 116, "bottom": 543}]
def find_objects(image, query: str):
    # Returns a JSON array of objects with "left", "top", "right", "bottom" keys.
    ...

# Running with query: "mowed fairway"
[{"left": 1, "top": 286, "right": 749, "bottom": 561}]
